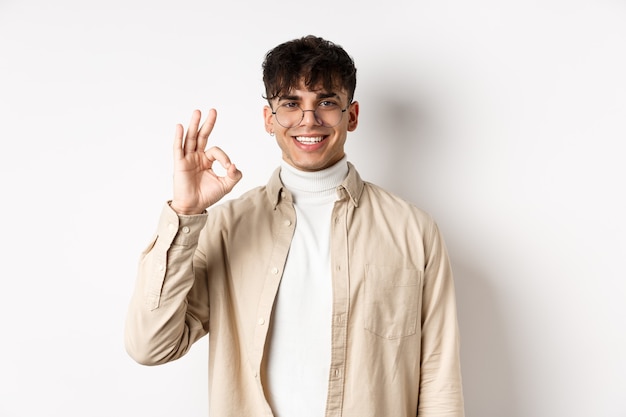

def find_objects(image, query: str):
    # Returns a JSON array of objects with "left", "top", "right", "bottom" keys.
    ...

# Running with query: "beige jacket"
[{"left": 125, "top": 163, "right": 464, "bottom": 416}]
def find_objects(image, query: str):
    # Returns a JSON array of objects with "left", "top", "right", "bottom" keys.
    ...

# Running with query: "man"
[{"left": 125, "top": 35, "right": 464, "bottom": 417}]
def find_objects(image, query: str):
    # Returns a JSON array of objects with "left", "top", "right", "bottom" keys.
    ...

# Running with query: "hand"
[{"left": 170, "top": 109, "right": 242, "bottom": 215}]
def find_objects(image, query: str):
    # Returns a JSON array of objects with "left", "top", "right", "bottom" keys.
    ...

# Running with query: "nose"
[{"left": 300, "top": 109, "right": 322, "bottom": 126}]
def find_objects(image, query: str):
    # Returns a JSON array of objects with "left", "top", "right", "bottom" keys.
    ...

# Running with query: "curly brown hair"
[{"left": 262, "top": 35, "right": 357, "bottom": 103}]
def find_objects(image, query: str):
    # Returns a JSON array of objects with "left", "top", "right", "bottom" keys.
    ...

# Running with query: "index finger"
[{"left": 204, "top": 145, "right": 233, "bottom": 170}]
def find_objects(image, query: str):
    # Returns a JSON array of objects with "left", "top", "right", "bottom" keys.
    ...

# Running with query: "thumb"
[{"left": 222, "top": 163, "right": 243, "bottom": 192}]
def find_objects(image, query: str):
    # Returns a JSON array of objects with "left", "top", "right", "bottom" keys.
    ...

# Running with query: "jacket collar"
[{"left": 266, "top": 162, "right": 364, "bottom": 209}]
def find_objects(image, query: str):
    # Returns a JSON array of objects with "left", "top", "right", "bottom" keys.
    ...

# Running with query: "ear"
[
  {"left": 347, "top": 101, "right": 359, "bottom": 132},
  {"left": 263, "top": 105, "right": 274, "bottom": 134}
]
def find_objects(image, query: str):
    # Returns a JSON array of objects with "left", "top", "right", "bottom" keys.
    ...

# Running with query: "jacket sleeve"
[
  {"left": 418, "top": 220, "right": 465, "bottom": 416},
  {"left": 124, "top": 203, "right": 211, "bottom": 366}
]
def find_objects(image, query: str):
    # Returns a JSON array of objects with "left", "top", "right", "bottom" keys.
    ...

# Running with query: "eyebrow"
[{"left": 278, "top": 92, "right": 340, "bottom": 101}]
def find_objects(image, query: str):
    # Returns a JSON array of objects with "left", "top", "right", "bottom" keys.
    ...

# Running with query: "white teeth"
[{"left": 295, "top": 136, "right": 324, "bottom": 144}]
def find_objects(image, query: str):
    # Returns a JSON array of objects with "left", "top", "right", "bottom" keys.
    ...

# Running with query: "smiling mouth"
[{"left": 294, "top": 136, "right": 325, "bottom": 144}]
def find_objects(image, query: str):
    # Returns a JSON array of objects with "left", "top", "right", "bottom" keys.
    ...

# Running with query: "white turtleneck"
[{"left": 264, "top": 156, "right": 349, "bottom": 417}]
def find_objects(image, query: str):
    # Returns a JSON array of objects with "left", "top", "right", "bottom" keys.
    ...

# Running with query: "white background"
[{"left": 1, "top": 1, "right": 625, "bottom": 416}]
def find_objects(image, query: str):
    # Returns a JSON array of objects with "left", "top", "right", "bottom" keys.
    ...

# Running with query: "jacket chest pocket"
[{"left": 364, "top": 265, "right": 422, "bottom": 339}]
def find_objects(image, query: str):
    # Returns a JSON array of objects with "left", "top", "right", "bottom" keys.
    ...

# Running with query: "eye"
[
  {"left": 281, "top": 102, "right": 299, "bottom": 110},
  {"left": 318, "top": 100, "right": 339, "bottom": 109}
]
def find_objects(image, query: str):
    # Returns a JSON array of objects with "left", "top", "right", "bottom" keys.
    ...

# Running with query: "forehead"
[{"left": 277, "top": 84, "right": 348, "bottom": 101}]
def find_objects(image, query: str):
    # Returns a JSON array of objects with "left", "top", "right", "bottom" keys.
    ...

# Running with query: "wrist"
[{"left": 168, "top": 201, "right": 205, "bottom": 215}]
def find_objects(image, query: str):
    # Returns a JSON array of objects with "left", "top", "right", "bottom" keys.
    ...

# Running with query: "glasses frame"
[{"left": 271, "top": 101, "right": 352, "bottom": 128}]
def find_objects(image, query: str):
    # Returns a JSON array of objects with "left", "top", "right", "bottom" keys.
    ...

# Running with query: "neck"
[{"left": 279, "top": 157, "right": 348, "bottom": 203}]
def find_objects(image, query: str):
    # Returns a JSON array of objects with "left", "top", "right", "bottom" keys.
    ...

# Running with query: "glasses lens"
[
  {"left": 274, "top": 105, "right": 301, "bottom": 128},
  {"left": 274, "top": 103, "right": 345, "bottom": 128},
  {"left": 316, "top": 104, "right": 343, "bottom": 127}
]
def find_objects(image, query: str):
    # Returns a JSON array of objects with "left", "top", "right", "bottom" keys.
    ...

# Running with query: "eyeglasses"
[{"left": 271, "top": 101, "right": 351, "bottom": 128}]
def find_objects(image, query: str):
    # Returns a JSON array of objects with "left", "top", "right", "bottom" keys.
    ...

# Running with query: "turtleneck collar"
[{"left": 279, "top": 156, "right": 349, "bottom": 203}]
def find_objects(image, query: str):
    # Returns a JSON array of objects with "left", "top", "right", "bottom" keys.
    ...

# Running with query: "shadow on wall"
[
  {"left": 453, "top": 261, "right": 521, "bottom": 417},
  {"left": 357, "top": 69, "right": 521, "bottom": 417}
]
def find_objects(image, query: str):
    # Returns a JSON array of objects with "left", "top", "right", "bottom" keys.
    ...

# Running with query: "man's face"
[{"left": 263, "top": 83, "right": 359, "bottom": 172}]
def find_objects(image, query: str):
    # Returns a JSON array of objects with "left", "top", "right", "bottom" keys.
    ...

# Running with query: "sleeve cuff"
[{"left": 156, "top": 202, "right": 209, "bottom": 247}]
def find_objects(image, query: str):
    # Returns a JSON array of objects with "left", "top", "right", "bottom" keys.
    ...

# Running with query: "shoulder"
[{"left": 208, "top": 185, "right": 271, "bottom": 218}]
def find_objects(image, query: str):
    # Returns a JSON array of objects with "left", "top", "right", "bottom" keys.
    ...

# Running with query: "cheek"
[{"left": 275, "top": 134, "right": 293, "bottom": 152}]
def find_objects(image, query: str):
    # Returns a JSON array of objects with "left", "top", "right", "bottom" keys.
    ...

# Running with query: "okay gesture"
[{"left": 170, "top": 109, "right": 242, "bottom": 215}]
